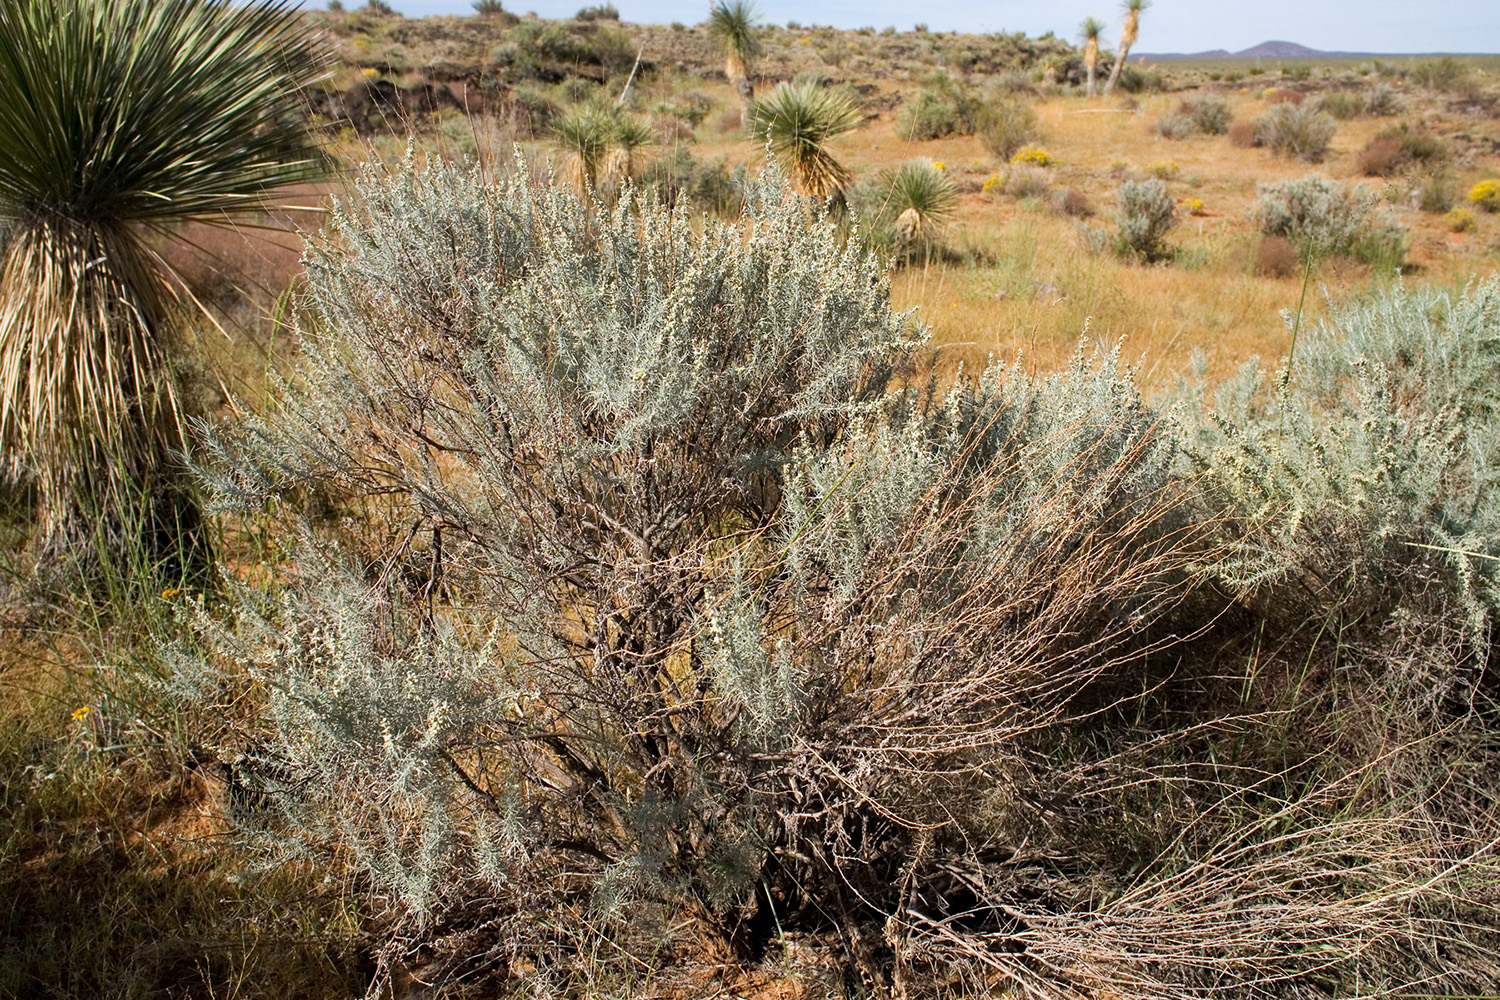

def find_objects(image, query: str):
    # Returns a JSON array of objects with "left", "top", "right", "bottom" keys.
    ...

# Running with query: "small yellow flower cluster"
[
  {"left": 931, "top": 161, "right": 946, "bottom": 171},
  {"left": 1181, "top": 197, "right": 1207, "bottom": 216},
  {"left": 1010, "top": 146, "right": 1053, "bottom": 167},
  {"left": 1147, "top": 160, "right": 1180, "bottom": 180},
  {"left": 1468, "top": 179, "right": 1500, "bottom": 213},
  {"left": 981, "top": 172, "right": 1002, "bottom": 194},
  {"left": 1446, "top": 207, "right": 1476, "bottom": 233},
  {"left": 360, "top": 66, "right": 381, "bottom": 79},
  {"left": 72, "top": 706, "right": 91, "bottom": 723}
]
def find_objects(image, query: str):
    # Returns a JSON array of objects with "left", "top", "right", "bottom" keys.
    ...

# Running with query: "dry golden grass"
[{"left": 816, "top": 91, "right": 1500, "bottom": 389}]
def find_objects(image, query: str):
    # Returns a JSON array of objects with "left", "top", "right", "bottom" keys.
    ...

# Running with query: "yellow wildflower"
[
  {"left": 72, "top": 706, "right": 91, "bottom": 722},
  {"left": 1010, "top": 146, "right": 1053, "bottom": 167}
]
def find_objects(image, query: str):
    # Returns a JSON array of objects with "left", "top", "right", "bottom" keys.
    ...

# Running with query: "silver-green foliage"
[
  {"left": 1255, "top": 173, "right": 1406, "bottom": 264},
  {"left": 1187, "top": 278, "right": 1500, "bottom": 640},
  {"left": 1253, "top": 102, "right": 1337, "bottom": 162},
  {"left": 181, "top": 160, "right": 1500, "bottom": 997},
  {"left": 1114, "top": 177, "right": 1179, "bottom": 262}
]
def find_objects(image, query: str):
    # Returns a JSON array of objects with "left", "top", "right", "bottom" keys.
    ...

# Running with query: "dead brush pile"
[{"left": 175, "top": 160, "right": 1500, "bottom": 999}]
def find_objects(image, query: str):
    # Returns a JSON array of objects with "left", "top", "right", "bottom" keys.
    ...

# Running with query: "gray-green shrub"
[
  {"left": 895, "top": 71, "right": 979, "bottom": 141},
  {"left": 178, "top": 161, "right": 1500, "bottom": 998},
  {"left": 975, "top": 98, "right": 1039, "bottom": 159},
  {"left": 1180, "top": 93, "right": 1232, "bottom": 134},
  {"left": 1255, "top": 173, "right": 1406, "bottom": 265},
  {"left": 896, "top": 87, "right": 966, "bottom": 140},
  {"left": 1155, "top": 112, "right": 1196, "bottom": 139},
  {"left": 1114, "top": 177, "right": 1179, "bottom": 262},
  {"left": 1253, "top": 102, "right": 1337, "bottom": 162}
]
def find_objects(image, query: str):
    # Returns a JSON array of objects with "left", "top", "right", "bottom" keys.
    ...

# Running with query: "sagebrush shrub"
[
  {"left": 1255, "top": 174, "right": 1403, "bottom": 262},
  {"left": 1364, "top": 81, "right": 1404, "bottom": 116},
  {"left": 1155, "top": 112, "right": 1195, "bottom": 140},
  {"left": 1179, "top": 94, "right": 1232, "bottom": 134},
  {"left": 1114, "top": 177, "right": 1178, "bottom": 262},
  {"left": 179, "top": 162, "right": 1500, "bottom": 999},
  {"left": 974, "top": 97, "right": 1038, "bottom": 160},
  {"left": 1310, "top": 88, "right": 1364, "bottom": 119},
  {"left": 1253, "top": 103, "right": 1336, "bottom": 162}
]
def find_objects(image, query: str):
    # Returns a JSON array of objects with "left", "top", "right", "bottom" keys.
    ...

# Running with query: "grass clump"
[{"left": 1253, "top": 102, "right": 1336, "bottom": 162}]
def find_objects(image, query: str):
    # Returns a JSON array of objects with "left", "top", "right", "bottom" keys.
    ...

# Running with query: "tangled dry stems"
[{"left": 176, "top": 162, "right": 1500, "bottom": 1000}]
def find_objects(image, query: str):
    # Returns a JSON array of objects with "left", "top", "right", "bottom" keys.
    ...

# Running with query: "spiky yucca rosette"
[{"left": 0, "top": 0, "right": 321, "bottom": 554}]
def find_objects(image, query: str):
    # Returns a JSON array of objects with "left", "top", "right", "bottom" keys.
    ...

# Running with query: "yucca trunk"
[
  {"left": 727, "top": 53, "right": 754, "bottom": 130},
  {"left": 0, "top": 219, "right": 184, "bottom": 545},
  {"left": 1085, "top": 37, "right": 1100, "bottom": 97},
  {"left": 1104, "top": 9, "right": 1141, "bottom": 95}
]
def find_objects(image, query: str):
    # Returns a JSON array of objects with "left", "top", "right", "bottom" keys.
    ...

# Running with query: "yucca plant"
[
  {"left": 0, "top": 0, "right": 322, "bottom": 557},
  {"left": 602, "top": 113, "right": 657, "bottom": 187},
  {"left": 1078, "top": 16, "right": 1106, "bottom": 98},
  {"left": 880, "top": 160, "right": 958, "bottom": 264},
  {"left": 551, "top": 108, "right": 612, "bottom": 193},
  {"left": 707, "top": 0, "right": 761, "bottom": 128},
  {"left": 749, "top": 80, "right": 863, "bottom": 204},
  {"left": 1104, "top": 0, "right": 1150, "bottom": 95}
]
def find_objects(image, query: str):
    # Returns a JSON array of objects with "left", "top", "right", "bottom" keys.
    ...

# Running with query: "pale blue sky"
[{"left": 324, "top": 0, "right": 1499, "bottom": 54}]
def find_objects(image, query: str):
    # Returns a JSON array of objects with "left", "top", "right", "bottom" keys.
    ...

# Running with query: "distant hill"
[{"left": 1136, "top": 39, "right": 1476, "bottom": 60}]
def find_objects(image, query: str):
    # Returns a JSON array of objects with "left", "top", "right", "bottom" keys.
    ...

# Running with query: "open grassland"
[{"left": 254, "top": 15, "right": 1500, "bottom": 388}]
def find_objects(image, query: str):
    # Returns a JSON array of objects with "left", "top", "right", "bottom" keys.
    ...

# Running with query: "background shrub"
[
  {"left": 1310, "top": 89, "right": 1365, "bottom": 119},
  {"left": 1417, "top": 173, "right": 1459, "bottom": 214},
  {"left": 1364, "top": 81, "right": 1405, "bottom": 116},
  {"left": 1253, "top": 103, "right": 1336, "bottom": 162},
  {"left": 895, "top": 72, "right": 975, "bottom": 140},
  {"left": 1255, "top": 174, "right": 1405, "bottom": 266},
  {"left": 1227, "top": 120, "right": 1257, "bottom": 147},
  {"left": 1446, "top": 206, "right": 1476, "bottom": 232},
  {"left": 1054, "top": 187, "right": 1093, "bottom": 217},
  {"left": 975, "top": 98, "right": 1039, "bottom": 159},
  {"left": 1255, "top": 234, "right": 1301, "bottom": 277},
  {"left": 1002, "top": 164, "right": 1051, "bottom": 199},
  {"left": 1470, "top": 179, "right": 1500, "bottom": 212},
  {"left": 1179, "top": 93, "right": 1232, "bottom": 134},
  {"left": 1155, "top": 112, "right": 1195, "bottom": 139},
  {"left": 1358, "top": 122, "right": 1448, "bottom": 177},
  {"left": 1114, "top": 177, "right": 1179, "bottom": 262}
]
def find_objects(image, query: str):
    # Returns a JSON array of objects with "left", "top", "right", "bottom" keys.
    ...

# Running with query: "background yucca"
[
  {"left": 0, "top": 0, "right": 322, "bottom": 555},
  {"left": 748, "top": 80, "right": 863, "bottom": 203},
  {"left": 876, "top": 160, "right": 959, "bottom": 263}
]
